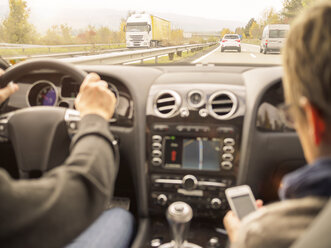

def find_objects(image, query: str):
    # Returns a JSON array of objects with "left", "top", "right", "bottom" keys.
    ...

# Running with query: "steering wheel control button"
[
  {"left": 157, "top": 194, "right": 168, "bottom": 206},
  {"left": 152, "top": 150, "right": 162, "bottom": 158},
  {"left": 210, "top": 198, "right": 222, "bottom": 209},
  {"left": 221, "top": 161, "right": 233, "bottom": 170},
  {"left": 182, "top": 175, "right": 198, "bottom": 191},
  {"left": 152, "top": 135, "right": 162, "bottom": 143},
  {"left": 152, "top": 142, "right": 162, "bottom": 150},
  {"left": 223, "top": 146, "right": 234, "bottom": 153},
  {"left": 152, "top": 158, "right": 162, "bottom": 166},
  {"left": 224, "top": 138, "right": 235, "bottom": 146},
  {"left": 199, "top": 108, "right": 208, "bottom": 118},
  {"left": 180, "top": 107, "right": 190, "bottom": 118},
  {"left": 69, "top": 121, "right": 78, "bottom": 130}
]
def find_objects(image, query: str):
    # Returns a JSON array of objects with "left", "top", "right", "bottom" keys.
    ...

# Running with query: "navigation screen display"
[{"left": 164, "top": 136, "right": 221, "bottom": 171}]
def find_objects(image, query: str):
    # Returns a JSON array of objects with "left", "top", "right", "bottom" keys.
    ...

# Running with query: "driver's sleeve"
[{"left": 0, "top": 114, "right": 118, "bottom": 248}]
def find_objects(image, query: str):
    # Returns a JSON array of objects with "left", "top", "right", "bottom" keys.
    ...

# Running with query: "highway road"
[{"left": 192, "top": 43, "right": 282, "bottom": 65}]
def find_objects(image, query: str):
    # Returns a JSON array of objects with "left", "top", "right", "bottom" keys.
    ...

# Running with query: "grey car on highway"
[{"left": 260, "top": 24, "right": 290, "bottom": 54}]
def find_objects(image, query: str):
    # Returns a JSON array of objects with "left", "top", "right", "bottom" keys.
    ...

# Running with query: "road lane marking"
[
  {"left": 192, "top": 45, "right": 220, "bottom": 64},
  {"left": 250, "top": 53, "right": 257, "bottom": 58}
]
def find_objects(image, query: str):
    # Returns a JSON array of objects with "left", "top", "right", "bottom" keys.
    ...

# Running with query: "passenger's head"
[{"left": 283, "top": 0, "right": 331, "bottom": 163}]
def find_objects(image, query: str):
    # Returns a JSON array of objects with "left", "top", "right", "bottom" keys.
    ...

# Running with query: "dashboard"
[{"left": 1, "top": 64, "right": 305, "bottom": 248}]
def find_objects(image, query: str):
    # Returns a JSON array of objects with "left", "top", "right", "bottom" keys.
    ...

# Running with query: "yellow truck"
[{"left": 125, "top": 14, "right": 171, "bottom": 48}]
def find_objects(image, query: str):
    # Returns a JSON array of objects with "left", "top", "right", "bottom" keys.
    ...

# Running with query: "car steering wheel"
[{"left": 0, "top": 59, "right": 87, "bottom": 178}]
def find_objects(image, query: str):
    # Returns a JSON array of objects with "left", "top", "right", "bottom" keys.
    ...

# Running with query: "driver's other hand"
[
  {"left": 75, "top": 73, "right": 116, "bottom": 120},
  {"left": 0, "top": 69, "right": 19, "bottom": 104}
]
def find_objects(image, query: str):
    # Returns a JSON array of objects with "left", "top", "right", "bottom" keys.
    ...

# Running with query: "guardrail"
[
  {"left": 60, "top": 43, "right": 218, "bottom": 65},
  {"left": 0, "top": 43, "right": 125, "bottom": 54},
  {"left": 3, "top": 48, "right": 128, "bottom": 61}
]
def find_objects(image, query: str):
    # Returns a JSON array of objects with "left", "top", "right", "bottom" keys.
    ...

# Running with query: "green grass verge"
[{"left": 0, "top": 44, "right": 125, "bottom": 57}]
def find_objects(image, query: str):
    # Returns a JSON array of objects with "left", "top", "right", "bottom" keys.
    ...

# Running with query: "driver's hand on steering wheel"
[
  {"left": 75, "top": 73, "right": 116, "bottom": 120},
  {"left": 0, "top": 69, "right": 19, "bottom": 104}
]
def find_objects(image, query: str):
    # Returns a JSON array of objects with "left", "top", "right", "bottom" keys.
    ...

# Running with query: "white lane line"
[
  {"left": 250, "top": 53, "right": 257, "bottom": 58},
  {"left": 191, "top": 45, "right": 220, "bottom": 64}
]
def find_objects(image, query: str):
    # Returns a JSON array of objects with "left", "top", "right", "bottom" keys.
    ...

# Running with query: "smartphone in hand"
[{"left": 225, "top": 185, "right": 258, "bottom": 220}]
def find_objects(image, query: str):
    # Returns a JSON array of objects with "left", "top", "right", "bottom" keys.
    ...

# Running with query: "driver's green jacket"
[{"left": 0, "top": 114, "right": 118, "bottom": 248}]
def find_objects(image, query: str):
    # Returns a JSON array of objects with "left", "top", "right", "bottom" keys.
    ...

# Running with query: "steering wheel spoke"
[
  {"left": 0, "top": 112, "right": 14, "bottom": 142},
  {"left": 64, "top": 109, "right": 81, "bottom": 137}
]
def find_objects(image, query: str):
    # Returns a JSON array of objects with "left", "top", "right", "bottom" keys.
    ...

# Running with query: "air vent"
[
  {"left": 154, "top": 90, "right": 181, "bottom": 118},
  {"left": 208, "top": 91, "right": 238, "bottom": 120}
]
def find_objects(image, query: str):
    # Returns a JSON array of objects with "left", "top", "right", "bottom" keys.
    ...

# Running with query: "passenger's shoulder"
[{"left": 234, "top": 197, "right": 328, "bottom": 248}]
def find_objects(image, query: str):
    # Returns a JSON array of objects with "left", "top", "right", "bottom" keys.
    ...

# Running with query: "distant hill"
[{"left": 0, "top": 5, "right": 244, "bottom": 34}]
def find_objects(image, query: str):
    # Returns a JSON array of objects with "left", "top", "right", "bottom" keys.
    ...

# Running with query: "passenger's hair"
[{"left": 283, "top": 0, "right": 331, "bottom": 119}]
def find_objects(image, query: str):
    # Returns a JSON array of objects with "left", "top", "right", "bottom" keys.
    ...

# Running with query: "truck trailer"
[{"left": 125, "top": 13, "right": 171, "bottom": 48}]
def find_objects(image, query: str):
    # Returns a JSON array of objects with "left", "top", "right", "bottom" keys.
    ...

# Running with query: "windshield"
[
  {"left": 0, "top": 0, "right": 309, "bottom": 66},
  {"left": 269, "top": 30, "right": 288, "bottom": 38},
  {"left": 126, "top": 25, "right": 149, "bottom": 32},
  {"left": 223, "top": 35, "right": 240, "bottom": 39}
]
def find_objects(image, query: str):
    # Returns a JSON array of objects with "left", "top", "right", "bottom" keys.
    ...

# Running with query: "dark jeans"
[{"left": 65, "top": 208, "right": 135, "bottom": 248}]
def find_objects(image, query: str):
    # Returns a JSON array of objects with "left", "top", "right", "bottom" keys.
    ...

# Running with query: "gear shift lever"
[{"left": 159, "top": 202, "right": 201, "bottom": 248}]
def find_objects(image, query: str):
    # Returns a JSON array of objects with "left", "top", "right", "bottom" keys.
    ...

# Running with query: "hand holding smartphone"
[{"left": 225, "top": 185, "right": 258, "bottom": 220}]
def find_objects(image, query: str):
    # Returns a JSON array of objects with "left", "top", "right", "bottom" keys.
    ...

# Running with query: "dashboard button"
[
  {"left": 152, "top": 150, "right": 162, "bottom": 158},
  {"left": 217, "top": 127, "right": 235, "bottom": 134},
  {"left": 152, "top": 143, "right": 162, "bottom": 150},
  {"left": 221, "top": 161, "right": 233, "bottom": 170},
  {"left": 224, "top": 138, "right": 235, "bottom": 146},
  {"left": 153, "top": 124, "right": 169, "bottom": 131},
  {"left": 223, "top": 146, "right": 234, "bottom": 153},
  {"left": 180, "top": 107, "right": 190, "bottom": 118},
  {"left": 222, "top": 153, "right": 234, "bottom": 162},
  {"left": 152, "top": 135, "right": 162, "bottom": 143},
  {"left": 199, "top": 108, "right": 208, "bottom": 118},
  {"left": 152, "top": 158, "right": 162, "bottom": 166},
  {"left": 156, "top": 194, "right": 168, "bottom": 206},
  {"left": 211, "top": 198, "right": 222, "bottom": 209}
]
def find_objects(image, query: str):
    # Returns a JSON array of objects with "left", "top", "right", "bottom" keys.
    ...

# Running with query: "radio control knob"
[
  {"left": 182, "top": 175, "right": 198, "bottom": 191},
  {"left": 157, "top": 194, "right": 168, "bottom": 206},
  {"left": 211, "top": 198, "right": 222, "bottom": 209}
]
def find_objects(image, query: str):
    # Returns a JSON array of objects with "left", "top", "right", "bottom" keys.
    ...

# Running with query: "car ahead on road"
[
  {"left": 260, "top": 24, "right": 290, "bottom": 54},
  {"left": 220, "top": 34, "right": 241, "bottom": 52}
]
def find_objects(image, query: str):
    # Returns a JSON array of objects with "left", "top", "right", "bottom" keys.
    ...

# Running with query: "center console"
[
  {"left": 145, "top": 83, "right": 245, "bottom": 247},
  {"left": 147, "top": 122, "right": 240, "bottom": 219}
]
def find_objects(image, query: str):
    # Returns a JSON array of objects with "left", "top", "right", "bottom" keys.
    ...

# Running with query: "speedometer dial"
[
  {"left": 36, "top": 85, "right": 57, "bottom": 106},
  {"left": 27, "top": 80, "right": 58, "bottom": 107}
]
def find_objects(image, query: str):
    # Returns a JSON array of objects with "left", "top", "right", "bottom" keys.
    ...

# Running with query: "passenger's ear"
[{"left": 301, "top": 98, "right": 326, "bottom": 146}]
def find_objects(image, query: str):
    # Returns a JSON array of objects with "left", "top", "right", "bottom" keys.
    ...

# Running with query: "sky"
[{"left": 13, "top": 0, "right": 283, "bottom": 23}]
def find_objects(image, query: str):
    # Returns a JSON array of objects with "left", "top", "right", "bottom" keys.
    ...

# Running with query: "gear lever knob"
[{"left": 166, "top": 201, "right": 193, "bottom": 248}]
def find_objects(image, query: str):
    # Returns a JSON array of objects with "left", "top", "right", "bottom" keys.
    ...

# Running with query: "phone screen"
[{"left": 231, "top": 194, "right": 256, "bottom": 219}]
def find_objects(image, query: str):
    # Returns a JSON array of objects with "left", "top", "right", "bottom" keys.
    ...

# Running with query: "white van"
[{"left": 260, "top": 24, "right": 290, "bottom": 54}]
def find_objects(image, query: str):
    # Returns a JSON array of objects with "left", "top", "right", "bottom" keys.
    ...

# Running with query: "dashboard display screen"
[{"left": 164, "top": 136, "right": 221, "bottom": 171}]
